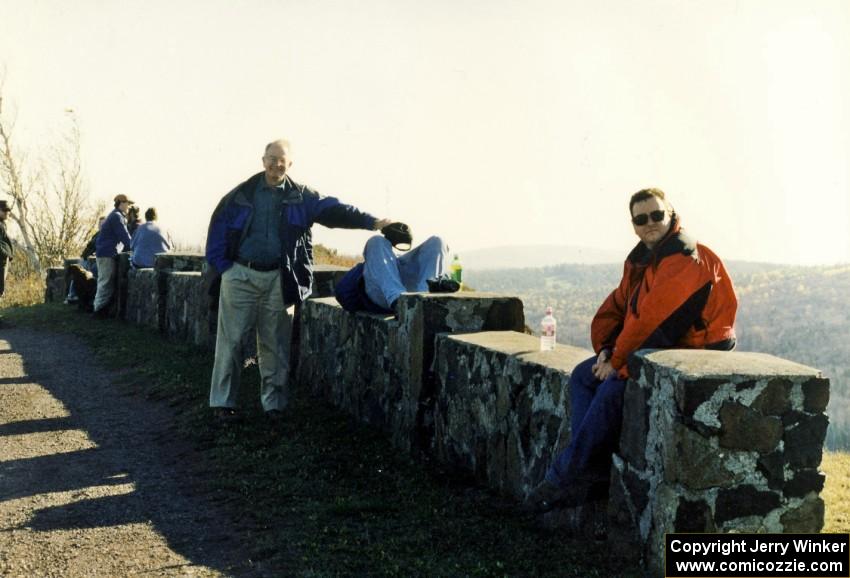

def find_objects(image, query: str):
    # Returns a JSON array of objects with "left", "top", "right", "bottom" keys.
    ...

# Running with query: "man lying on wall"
[{"left": 334, "top": 222, "right": 460, "bottom": 316}]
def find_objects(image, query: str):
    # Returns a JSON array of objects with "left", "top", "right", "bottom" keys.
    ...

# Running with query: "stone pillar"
[
  {"left": 113, "top": 252, "right": 131, "bottom": 319},
  {"left": 154, "top": 253, "right": 206, "bottom": 336},
  {"left": 44, "top": 267, "right": 66, "bottom": 303},
  {"left": 394, "top": 292, "right": 525, "bottom": 452},
  {"left": 125, "top": 268, "right": 158, "bottom": 329},
  {"left": 290, "top": 264, "right": 353, "bottom": 378},
  {"left": 298, "top": 292, "right": 525, "bottom": 453},
  {"left": 433, "top": 331, "right": 591, "bottom": 497},
  {"left": 608, "top": 350, "right": 830, "bottom": 575},
  {"left": 165, "top": 272, "right": 204, "bottom": 342}
]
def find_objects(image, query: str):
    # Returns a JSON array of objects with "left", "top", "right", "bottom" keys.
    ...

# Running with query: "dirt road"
[{"left": 0, "top": 327, "right": 258, "bottom": 577}]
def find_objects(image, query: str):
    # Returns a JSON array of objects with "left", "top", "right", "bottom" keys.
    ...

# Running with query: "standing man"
[
  {"left": 205, "top": 139, "right": 391, "bottom": 423},
  {"left": 0, "top": 200, "right": 14, "bottom": 311},
  {"left": 93, "top": 194, "right": 134, "bottom": 317},
  {"left": 526, "top": 188, "right": 738, "bottom": 512},
  {"left": 131, "top": 207, "right": 173, "bottom": 268}
]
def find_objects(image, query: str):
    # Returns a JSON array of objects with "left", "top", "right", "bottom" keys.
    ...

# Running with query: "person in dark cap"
[
  {"left": 92, "top": 194, "right": 134, "bottom": 316},
  {"left": 0, "top": 200, "right": 14, "bottom": 308}
]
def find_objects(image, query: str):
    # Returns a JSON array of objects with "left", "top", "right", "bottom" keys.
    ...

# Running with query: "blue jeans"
[
  {"left": 545, "top": 355, "right": 626, "bottom": 488},
  {"left": 363, "top": 235, "right": 449, "bottom": 310}
]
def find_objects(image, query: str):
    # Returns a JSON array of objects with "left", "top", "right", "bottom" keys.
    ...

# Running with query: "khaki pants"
[
  {"left": 93, "top": 257, "right": 116, "bottom": 312},
  {"left": 209, "top": 263, "right": 293, "bottom": 412}
]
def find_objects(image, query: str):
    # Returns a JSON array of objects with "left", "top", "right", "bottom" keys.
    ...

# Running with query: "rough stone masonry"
[
  {"left": 608, "top": 349, "right": 829, "bottom": 576},
  {"left": 44, "top": 255, "right": 831, "bottom": 575}
]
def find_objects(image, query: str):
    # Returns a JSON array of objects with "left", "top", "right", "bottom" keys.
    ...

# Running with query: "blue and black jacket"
[
  {"left": 95, "top": 208, "right": 133, "bottom": 258},
  {"left": 205, "top": 172, "right": 377, "bottom": 305}
]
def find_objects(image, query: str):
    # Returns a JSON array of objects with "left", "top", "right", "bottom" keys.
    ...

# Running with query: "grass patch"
[
  {"left": 822, "top": 451, "right": 850, "bottom": 533},
  {"left": 7, "top": 303, "right": 844, "bottom": 574},
  {"left": 3, "top": 303, "right": 640, "bottom": 577}
]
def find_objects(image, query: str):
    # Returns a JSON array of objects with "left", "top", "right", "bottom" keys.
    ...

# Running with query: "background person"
[
  {"left": 205, "top": 138, "right": 391, "bottom": 424},
  {"left": 526, "top": 187, "right": 737, "bottom": 513},
  {"left": 131, "top": 207, "right": 173, "bottom": 268},
  {"left": 126, "top": 205, "right": 141, "bottom": 237},
  {"left": 93, "top": 194, "right": 134, "bottom": 316},
  {"left": 66, "top": 215, "right": 106, "bottom": 304},
  {"left": 0, "top": 200, "right": 14, "bottom": 308}
]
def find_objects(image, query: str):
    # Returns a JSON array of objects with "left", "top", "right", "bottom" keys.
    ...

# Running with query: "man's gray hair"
[{"left": 264, "top": 139, "right": 292, "bottom": 155}]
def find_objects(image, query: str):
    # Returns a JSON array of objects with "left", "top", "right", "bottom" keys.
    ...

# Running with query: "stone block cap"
[{"left": 636, "top": 350, "right": 822, "bottom": 379}]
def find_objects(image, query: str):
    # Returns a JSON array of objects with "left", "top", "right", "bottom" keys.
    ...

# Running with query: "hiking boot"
[{"left": 426, "top": 275, "right": 460, "bottom": 293}]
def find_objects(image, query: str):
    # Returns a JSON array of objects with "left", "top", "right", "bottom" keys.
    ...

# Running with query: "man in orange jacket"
[{"left": 527, "top": 188, "right": 737, "bottom": 512}]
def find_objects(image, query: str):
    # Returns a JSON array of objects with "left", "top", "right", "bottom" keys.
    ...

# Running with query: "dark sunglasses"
[{"left": 631, "top": 210, "right": 666, "bottom": 226}]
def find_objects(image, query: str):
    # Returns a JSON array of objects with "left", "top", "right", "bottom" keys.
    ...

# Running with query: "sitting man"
[
  {"left": 335, "top": 222, "right": 458, "bottom": 314},
  {"left": 68, "top": 264, "right": 98, "bottom": 311},
  {"left": 527, "top": 187, "right": 737, "bottom": 512},
  {"left": 131, "top": 207, "right": 173, "bottom": 268}
]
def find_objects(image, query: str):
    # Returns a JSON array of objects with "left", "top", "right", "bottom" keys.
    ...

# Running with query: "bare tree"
[{"left": 0, "top": 75, "right": 104, "bottom": 269}]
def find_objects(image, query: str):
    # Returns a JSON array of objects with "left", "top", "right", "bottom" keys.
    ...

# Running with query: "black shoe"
[
  {"left": 525, "top": 480, "right": 590, "bottom": 514},
  {"left": 265, "top": 409, "right": 285, "bottom": 422},
  {"left": 427, "top": 275, "right": 460, "bottom": 293},
  {"left": 213, "top": 407, "right": 241, "bottom": 425}
]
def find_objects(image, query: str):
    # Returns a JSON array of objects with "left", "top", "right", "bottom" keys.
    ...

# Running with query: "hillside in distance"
[
  {"left": 465, "top": 262, "right": 850, "bottom": 450},
  {"left": 459, "top": 244, "right": 622, "bottom": 270}
]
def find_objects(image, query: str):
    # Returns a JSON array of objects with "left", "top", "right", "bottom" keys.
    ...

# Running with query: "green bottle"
[{"left": 450, "top": 254, "right": 463, "bottom": 285}]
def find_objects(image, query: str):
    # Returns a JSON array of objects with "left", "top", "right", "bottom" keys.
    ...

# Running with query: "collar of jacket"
[
  {"left": 626, "top": 214, "right": 699, "bottom": 267},
  {"left": 232, "top": 173, "right": 305, "bottom": 207}
]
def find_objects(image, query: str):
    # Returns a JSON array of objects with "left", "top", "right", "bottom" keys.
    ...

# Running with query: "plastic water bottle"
[
  {"left": 450, "top": 254, "right": 463, "bottom": 285},
  {"left": 540, "top": 306, "right": 556, "bottom": 351}
]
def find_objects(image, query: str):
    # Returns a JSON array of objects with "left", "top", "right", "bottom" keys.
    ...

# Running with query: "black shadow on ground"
[{"left": 2, "top": 329, "right": 257, "bottom": 576}]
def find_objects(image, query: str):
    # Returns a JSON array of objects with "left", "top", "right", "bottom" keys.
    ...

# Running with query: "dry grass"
[
  {"left": 1, "top": 258, "right": 45, "bottom": 308},
  {"left": 313, "top": 243, "right": 359, "bottom": 267},
  {"left": 821, "top": 450, "right": 850, "bottom": 532}
]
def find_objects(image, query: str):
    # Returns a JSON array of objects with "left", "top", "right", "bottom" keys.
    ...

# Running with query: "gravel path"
[{"left": 0, "top": 327, "right": 258, "bottom": 577}]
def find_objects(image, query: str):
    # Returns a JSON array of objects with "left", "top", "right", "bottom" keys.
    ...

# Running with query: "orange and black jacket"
[{"left": 590, "top": 216, "right": 737, "bottom": 377}]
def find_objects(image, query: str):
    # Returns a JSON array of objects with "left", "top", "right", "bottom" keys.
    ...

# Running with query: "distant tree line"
[{"left": 466, "top": 262, "right": 850, "bottom": 450}]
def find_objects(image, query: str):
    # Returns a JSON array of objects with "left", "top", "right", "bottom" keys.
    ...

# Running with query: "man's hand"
[
  {"left": 374, "top": 218, "right": 393, "bottom": 230},
  {"left": 592, "top": 349, "right": 615, "bottom": 380}
]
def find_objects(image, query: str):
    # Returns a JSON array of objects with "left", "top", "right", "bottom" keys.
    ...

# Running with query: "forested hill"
[{"left": 464, "top": 262, "right": 850, "bottom": 450}]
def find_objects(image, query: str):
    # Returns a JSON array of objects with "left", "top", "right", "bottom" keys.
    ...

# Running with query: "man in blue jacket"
[
  {"left": 130, "top": 207, "right": 173, "bottom": 268},
  {"left": 93, "top": 194, "right": 134, "bottom": 316},
  {"left": 205, "top": 139, "right": 390, "bottom": 423}
]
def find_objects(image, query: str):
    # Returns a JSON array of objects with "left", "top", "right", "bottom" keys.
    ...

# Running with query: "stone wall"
[
  {"left": 297, "top": 293, "right": 525, "bottom": 452},
  {"left": 45, "top": 255, "right": 832, "bottom": 575},
  {"left": 125, "top": 268, "right": 158, "bottom": 329},
  {"left": 608, "top": 350, "right": 830, "bottom": 575},
  {"left": 44, "top": 267, "right": 66, "bottom": 303},
  {"left": 434, "top": 331, "right": 591, "bottom": 498}
]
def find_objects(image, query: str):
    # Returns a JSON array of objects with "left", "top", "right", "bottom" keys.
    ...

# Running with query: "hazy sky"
[{"left": 1, "top": 0, "right": 848, "bottom": 264}]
